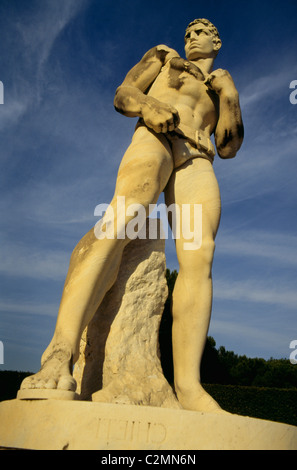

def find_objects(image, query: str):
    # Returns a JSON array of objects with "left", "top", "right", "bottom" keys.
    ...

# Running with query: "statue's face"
[{"left": 184, "top": 23, "right": 220, "bottom": 60}]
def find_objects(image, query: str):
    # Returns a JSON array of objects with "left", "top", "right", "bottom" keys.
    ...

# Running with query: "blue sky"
[{"left": 0, "top": 0, "right": 297, "bottom": 372}]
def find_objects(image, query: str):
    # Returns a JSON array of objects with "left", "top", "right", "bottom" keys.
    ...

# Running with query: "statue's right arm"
[{"left": 114, "top": 45, "right": 180, "bottom": 133}]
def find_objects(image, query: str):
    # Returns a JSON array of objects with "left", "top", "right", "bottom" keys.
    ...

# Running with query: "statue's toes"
[
  {"left": 57, "top": 375, "right": 77, "bottom": 392},
  {"left": 44, "top": 378, "right": 58, "bottom": 389}
]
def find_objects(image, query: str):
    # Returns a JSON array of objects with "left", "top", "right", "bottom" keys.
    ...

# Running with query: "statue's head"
[{"left": 184, "top": 18, "right": 222, "bottom": 61}]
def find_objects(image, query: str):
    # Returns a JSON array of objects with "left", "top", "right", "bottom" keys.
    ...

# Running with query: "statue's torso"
[{"left": 148, "top": 56, "right": 218, "bottom": 137}]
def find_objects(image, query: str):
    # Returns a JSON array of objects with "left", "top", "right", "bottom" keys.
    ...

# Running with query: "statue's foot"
[
  {"left": 19, "top": 344, "right": 76, "bottom": 395},
  {"left": 176, "top": 383, "right": 228, "bottom": 414}
]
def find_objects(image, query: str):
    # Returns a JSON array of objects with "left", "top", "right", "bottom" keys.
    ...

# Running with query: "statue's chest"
[{"left": 167, "top": 57, "right": 205, "bottom": 91}]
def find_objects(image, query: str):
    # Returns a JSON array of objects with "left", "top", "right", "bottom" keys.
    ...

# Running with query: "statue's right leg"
[
  {"left": 164, "top": 157, "right": 222, "bottom": 412},
  {"left": 20, "top": 126, "right": 173, "bottom": 396}
]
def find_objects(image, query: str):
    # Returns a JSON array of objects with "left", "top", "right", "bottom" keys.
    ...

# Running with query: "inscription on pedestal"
[{"left": 96, "top": 417, "right": 167, "bottom": 445}]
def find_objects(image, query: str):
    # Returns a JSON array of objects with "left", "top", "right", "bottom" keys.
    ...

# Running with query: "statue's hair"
[{"left": 185, "top": 18, "right": 221, "bottom": 42}]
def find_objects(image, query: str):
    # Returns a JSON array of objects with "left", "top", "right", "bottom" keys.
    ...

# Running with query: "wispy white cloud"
[
  {"left": 1, "top": 0, "right": 89, "bottom": 130},
  {"left": 217, "top": 229, "right": 297, "bottom": 267},
  {"left": 215, "top": 125, "right": 297, "bottom": 204},
  {"left": 0, "top": 242, "right": 69, "bottom": 280},
  {"left": 214, "top": 278, "right": 297, "bottom": 309},
  {"left": 214, "top": 230, "right": 297, "bottom": 313},
  {"left": 0, "top": 98, "right": 28, "bottom": 131},
  {"left": 219, "top": 56, "right": 297, "bottom": 205},
  {"left": 241, "top": 72, "right": 288, "bottom": 108},
  {"left": 15, "top": 0, "right": 88, "bottom": 72},
  {"left": 209, "top": 318, "right": 292, "bottom": 359},
  {"left": 239, "top": 53, "right": 297, "bottom": 109},
  {"left": 0, "top": 300, "right": 58, "bottom": 317}
]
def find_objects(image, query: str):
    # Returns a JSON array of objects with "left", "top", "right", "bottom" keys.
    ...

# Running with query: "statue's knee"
[
  {"left": 201, "top": 238, "right": 216, "bottom": 263},
  {"left": 182, "top": 238, "right": 215, "bottom": 275}
]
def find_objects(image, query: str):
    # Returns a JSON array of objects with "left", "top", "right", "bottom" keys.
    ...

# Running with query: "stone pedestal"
[{"left": 0, "top": 399, "right": 297, "bottom": 450}]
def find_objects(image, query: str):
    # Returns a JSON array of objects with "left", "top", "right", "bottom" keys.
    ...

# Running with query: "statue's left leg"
[
  {"left": 19, "top": 126, "right": 173, "bottom": 397},
  {"left": 165, "top": 157, "right": 224, "bottom": 413}
]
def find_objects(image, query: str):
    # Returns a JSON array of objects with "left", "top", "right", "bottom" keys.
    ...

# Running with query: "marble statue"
[{"left": 19, "top": 18, "right": 243, "bottom": 413}]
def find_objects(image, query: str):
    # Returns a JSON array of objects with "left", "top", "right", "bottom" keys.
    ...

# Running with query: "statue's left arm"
[{"left": 205, "top": 69, "right": 244, "bottom": 159}]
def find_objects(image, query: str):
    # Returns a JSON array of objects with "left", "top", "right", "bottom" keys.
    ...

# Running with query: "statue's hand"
[
  {"left": 141, "top": 97, "right": 180, "bottom": 133},
  {"left": 204, "top": 69, "right": 237, "bottom": 96}
]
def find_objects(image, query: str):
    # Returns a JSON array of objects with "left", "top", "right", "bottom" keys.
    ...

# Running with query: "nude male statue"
[{"left": 20, "top": 19, "right": 243, "bottom": 412}]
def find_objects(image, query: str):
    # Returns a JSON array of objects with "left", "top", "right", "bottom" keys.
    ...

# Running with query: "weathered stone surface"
[{"left": 73, "top": 226, "right": 180, "bottom": 409}]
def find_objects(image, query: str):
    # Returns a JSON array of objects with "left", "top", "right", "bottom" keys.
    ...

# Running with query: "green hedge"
[{"left": 204, "top": 383, "right": 297, "bottom": 427}]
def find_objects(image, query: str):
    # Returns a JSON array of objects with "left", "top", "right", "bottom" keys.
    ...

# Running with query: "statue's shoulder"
[
  {"left": 156, "top": 44, "right": 180, "bottom": 56},
  {"left": 143, "top": 44, "right": 180, "bottom": 64}
]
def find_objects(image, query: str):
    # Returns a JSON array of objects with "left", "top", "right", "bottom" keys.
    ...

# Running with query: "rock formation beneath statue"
[{"left": 73, "top": 222, "right": 180, "bottom": 409}]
